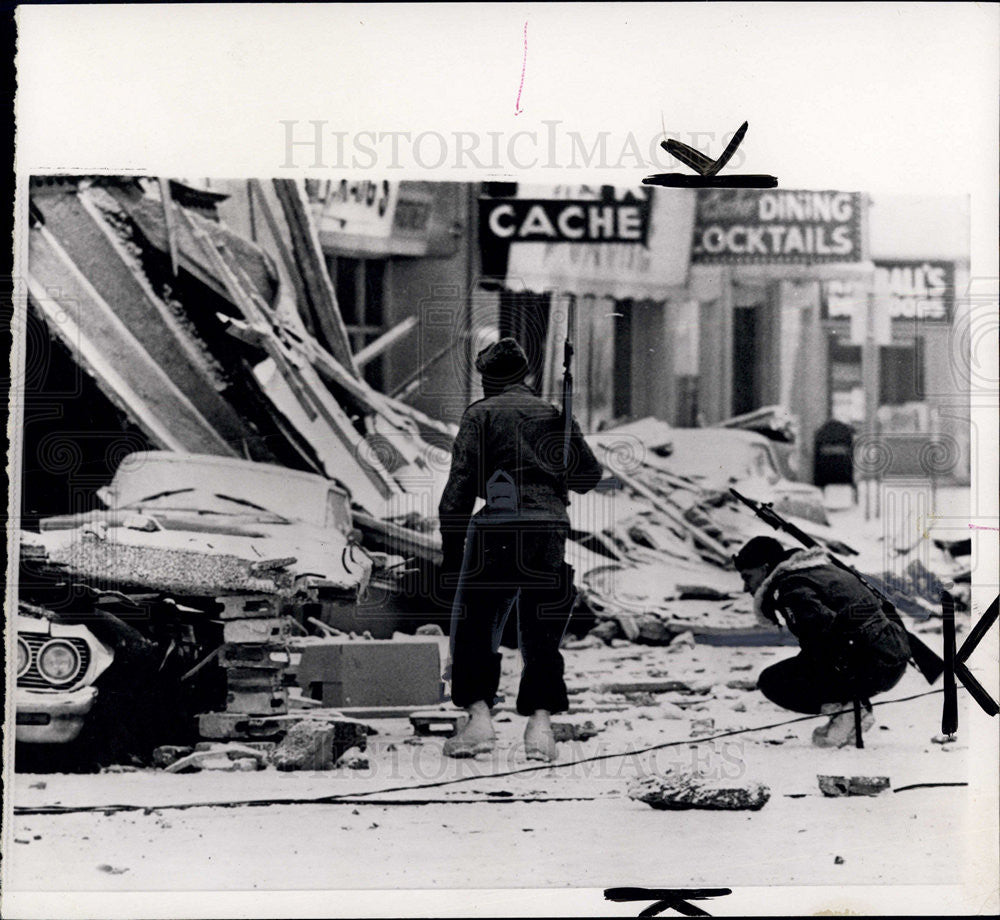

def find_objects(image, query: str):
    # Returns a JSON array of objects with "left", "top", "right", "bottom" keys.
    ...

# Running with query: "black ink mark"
[
  {"left": 667, "top": 121, "right": 747, "bottom": 177},
  {"left": 942, "top": 592, "right": 1000, "bottom": 732},
  {"left": 941, "top": 590, "right": 958, "bottom": 735},
  {"left": 604, "top": 887, "right": 732, "bottom": 917},
  {"left": 644, "top": 121, "right": 776, "bottom": 189},
  {"left": 893, "top": 782, "right": 969, "bottom": 793}
]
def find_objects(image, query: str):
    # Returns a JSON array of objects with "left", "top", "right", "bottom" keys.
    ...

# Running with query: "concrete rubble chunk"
[
  {"left": 636, "top": 615, "right": 676, "bottom": 644},
  {"left": 335, "top": 750, "right": 370, "bottom": 770},
  {"left": 931, "top": 733, "right": 957, "bottom": 745},
  {"left": 667, "top": 630, "right": 696, "bottom": 653},
  {"left": 270, "top": 717, "right": 370, "bottom": 771},
  {"left": 587, "top": 620, "right": 622, "bottom": 645},
  {"left": 551, "top": 720, "right": 601, "bottom": 743},
  {"left": 152, "top": 745, "right": 194, "bottom": 769},
  {"left": 817, "top": 775, "right": 891, "bottom": 797},
  {"left": 690, "top": 718, "right": 715, "bottom": 737},
  {"left": 164, "top": 748, "right": 265, "bottom": 773},
  {"left": 629, "top": 771, "right": 771, "bottom": 811},
  {"left": 271, "top": 721, "right": 337, "bottom": 771}
]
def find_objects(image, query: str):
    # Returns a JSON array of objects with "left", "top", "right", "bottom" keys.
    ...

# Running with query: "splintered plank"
[
  {"left": 37, "top": 188, "right": 254, "bottom": 447},
  {"left": 272, "top": 178, "right": 360, "bottom": 377},
  {"left": 27, "top": 224, "right": 234, "bottom": 456}
]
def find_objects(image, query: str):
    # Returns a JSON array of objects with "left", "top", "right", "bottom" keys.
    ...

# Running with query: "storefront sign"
[
  {"left": 874, "top": 260, "right": 955, "bottom": 321},
  {"left": 691, "top": 189, "right": 863, "bottom": 263},
  {"left": 307, "top": 179, "right": 436, "bottom": 255},
  {"left": 309, "top": 179, "right": 398, "bottom": 238},
  {"left": 822, "top": 260, "right": 955, "bottom": 325},
  {"left": 480, "top": 191, "right": 650, "bottom": 244},
  {"left": 501, "top": 185, "right": 695, "bottom": 299}
]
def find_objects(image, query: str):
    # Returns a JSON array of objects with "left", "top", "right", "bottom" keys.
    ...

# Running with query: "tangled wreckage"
[{"left": 15, "top": 176, "right": 970, "bottom": 769}]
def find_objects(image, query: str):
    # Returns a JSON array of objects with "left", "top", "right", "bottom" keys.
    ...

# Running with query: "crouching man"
[{"left": 733, "top": 536, "right": 911, "bottom": 747}]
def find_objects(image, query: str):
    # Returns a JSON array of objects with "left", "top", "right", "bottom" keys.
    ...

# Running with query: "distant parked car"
[
  {"left": 595, "top": 421, "right": 828, "bottom": 526},
  {"left": 652, "top": 428, "right": 829, "bottom": 526}
]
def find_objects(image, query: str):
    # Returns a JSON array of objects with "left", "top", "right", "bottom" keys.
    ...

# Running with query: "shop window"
[
  {"left": 330, "top": 256, "right": 387, "bottom": 390},
  {"left": 828, "top": 336, "right": 863, "bottom": 422},
  {"left": 880, "top": 340, "right": 924, "bottom": 406}
]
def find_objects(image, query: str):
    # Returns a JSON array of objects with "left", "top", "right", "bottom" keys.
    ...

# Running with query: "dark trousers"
[
  {"left": 758, "top": 652, "right": 908, "bottom": 715},
  {"left": 449, "top": 521, "right": 573, "bottom": 716}
]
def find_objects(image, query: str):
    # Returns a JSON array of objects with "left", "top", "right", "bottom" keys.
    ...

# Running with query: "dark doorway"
[
  {"left": 498, "top": 289, "right": 551, "bottom": 394},
  {"left": 732, "top": 306, "right": 760, "bottom": 415},
  {"left": 612, "top": 302, "right": 633, "bottom": 420},
  {"left": 880, "top": 341, "right": 924, "bottom": 405}
]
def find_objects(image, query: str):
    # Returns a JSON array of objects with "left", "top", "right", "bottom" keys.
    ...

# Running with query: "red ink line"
[
  {"left": 515, "top": 21, "right": 527, "bottom": 115},
  {"left": 969, "top": 523, "right": 1000, "bottom": 531}
]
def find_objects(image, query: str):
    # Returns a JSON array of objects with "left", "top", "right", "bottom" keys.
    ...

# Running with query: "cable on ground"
[{"left": 12, "top": 687, "right": 954, "bottom": 817}]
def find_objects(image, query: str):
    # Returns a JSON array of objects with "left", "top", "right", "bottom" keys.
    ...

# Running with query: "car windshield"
[
  {"left": 136, "top": 488, "right": 196, "bottom": 503},
  {"left": 213, "top": 493, "right": 274, "bottom": 513},
  {"left": 110, "top": 456, "right": 335, "bottom": 528}
]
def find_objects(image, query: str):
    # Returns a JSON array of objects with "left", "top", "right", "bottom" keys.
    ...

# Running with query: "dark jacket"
[
  {"left": 754, "top": 547, "right": 911, "bottom": 673},
  {"left": 438, "top": 383, "right": 603, "bottom": 553}
]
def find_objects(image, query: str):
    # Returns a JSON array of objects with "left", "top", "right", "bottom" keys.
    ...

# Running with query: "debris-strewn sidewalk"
[{"left": 8, "top": 633, "right": 976, "bottom": 891}]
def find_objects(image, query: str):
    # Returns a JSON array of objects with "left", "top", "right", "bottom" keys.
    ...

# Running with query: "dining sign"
[{"left": 691, "top": 189, "right": 863, "bottom": 264}]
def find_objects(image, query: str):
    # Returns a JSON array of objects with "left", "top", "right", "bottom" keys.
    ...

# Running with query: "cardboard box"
[{"left": 297, "top": 639, "right": 442, "bottom": 708}]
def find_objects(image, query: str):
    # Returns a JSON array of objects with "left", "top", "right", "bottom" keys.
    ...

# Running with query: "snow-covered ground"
[{"left": 4, "top": 485, "right": 997, "bottom": 916}]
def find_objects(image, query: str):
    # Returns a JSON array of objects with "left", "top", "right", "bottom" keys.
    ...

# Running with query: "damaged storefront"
[
  {"left": 682, "top": 188, "right": 970, "bottom": 487},
  {"left": 478, "top": 183, "right": 698, "bottom": 430}
]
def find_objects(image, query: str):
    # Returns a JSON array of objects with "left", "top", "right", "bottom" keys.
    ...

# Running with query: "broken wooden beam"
[
  {"left": 354, "top": 316, "right": 418, "bottom": 368},
  {"left": 610, "top": 464, "right": 732, "bottom": 564},
  {"left": 568, "top": 678, "right": 712, "bottom": 696},
  {"left": 272, "top": 178, "right": 360, "bottom": 377}
]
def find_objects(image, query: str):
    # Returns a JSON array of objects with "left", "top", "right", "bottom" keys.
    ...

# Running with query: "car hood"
[{"left": 23, "top": 515, "right": 368, "bottom": 598}]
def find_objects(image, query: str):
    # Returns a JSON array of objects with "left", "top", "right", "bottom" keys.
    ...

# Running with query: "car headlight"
[
  {"left": 17, "top": 638, "right": 30, "bottom": 678},
  {"left": 37, "top": 639, "right": 83, "bottom": 686}
]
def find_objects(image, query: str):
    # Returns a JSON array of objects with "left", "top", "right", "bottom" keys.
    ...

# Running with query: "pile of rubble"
[
  {"left": 17, "top": 176, "right": 965, "bottom": 770},
  {"left": 560, "top": 419, "right": 969, "bottom": 646}
]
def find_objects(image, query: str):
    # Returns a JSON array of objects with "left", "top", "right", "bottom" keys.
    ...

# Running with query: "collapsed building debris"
[
  {"left": 16, "top": 175, "right": 964, "bottom": 769},
  {"left": 562, "top": 417, "right": 969, "bottom": 646}
]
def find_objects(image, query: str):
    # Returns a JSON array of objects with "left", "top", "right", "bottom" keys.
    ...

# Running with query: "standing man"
[
  {"left": 438, "top": 337, "right": 603, "bottom": 761},
  {"left": 733, "top": 536, "right": 911, "bottom": 747}
]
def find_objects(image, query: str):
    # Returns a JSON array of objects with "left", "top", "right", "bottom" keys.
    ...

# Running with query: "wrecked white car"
[
  {"left": 599, "top": 422, "right": 829, "bottom": 527},
  {"left": 15, "top": 608, "right": 114, "bottom": 744},
  {"left": 29, "top": 450, "right": 374, "bottom": 599},
  {"left": 16, "top": 451, "right": 403, "bottom": 766}
]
